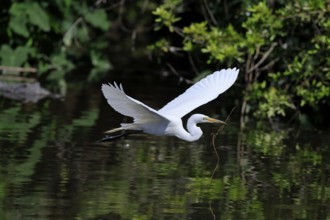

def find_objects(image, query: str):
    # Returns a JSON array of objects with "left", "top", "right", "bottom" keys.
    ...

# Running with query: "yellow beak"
[{"left": 206, "top": 117, "right": 227, "bottom": 125}]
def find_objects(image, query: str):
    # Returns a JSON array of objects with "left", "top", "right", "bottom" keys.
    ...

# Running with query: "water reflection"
[{"left": 0, "top": 81, "right": 329, "bottom": 219}]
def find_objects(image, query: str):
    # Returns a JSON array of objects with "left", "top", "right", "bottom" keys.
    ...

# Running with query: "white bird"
[{"left": 101, "top": 68, "right": 239, "bottom": 142}]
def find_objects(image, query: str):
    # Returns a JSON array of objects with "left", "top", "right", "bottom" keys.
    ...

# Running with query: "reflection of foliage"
[
  {"left": 0, "top": 85, "right": 101, "bottom": 220},
  {"left": 0, "top": 102, "right": 99, "bottom": 185},
  {"left": 188, "top": 177, "right": 223, "bottom": 200},
  {"left": 243, "top": 126, "right": 330, "bottom": 218},
  {"left": 150, "top": 0, "right": 330, "bottom": 120},
  {"left": 0, "top": 93, "right": 329, "bottom": 219},
  {"left": 246, "top": 129, "right": 286, "bottom": 157},
  {"left": 0, "top": 105, "right": 41, "bottom": 143}
]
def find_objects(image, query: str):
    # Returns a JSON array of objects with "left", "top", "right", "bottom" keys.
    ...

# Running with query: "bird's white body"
[{"left": 101, "top": 68, "right": 239, "bottom": 142}]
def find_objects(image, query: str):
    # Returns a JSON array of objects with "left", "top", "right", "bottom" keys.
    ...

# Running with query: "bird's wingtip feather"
[
  {"left": 101, "top": 83, "right": 109, "bottom": 90},
  {"left": 101, "top": 82, "right": 126, "bottom": 95}
]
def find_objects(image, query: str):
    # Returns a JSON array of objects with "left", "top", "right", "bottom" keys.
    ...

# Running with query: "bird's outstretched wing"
[
  {"left": 101, "top": 83, "right": 169, "bottom": 123},
  {"left": 158, "top": 68, "right": 239, "bottom": 118}
]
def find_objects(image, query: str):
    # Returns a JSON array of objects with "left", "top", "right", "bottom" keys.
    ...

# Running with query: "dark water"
[{"left": 0, "top": 77, "right": 329, "bottom": 220}]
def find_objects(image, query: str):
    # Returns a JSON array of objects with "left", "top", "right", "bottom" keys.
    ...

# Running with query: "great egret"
[{"left": 101, "top": 68, "right": 239, "bottom": 142}]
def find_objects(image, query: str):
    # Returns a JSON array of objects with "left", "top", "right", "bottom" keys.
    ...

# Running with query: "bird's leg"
[
  {"left": 104, "top": 127, "right": 124, "bottom": 134},
  {"left": 97, "top": 130, "right": 142, "bottom": 142},
  {"left": 97, "top": 132, "right": 126, "bottom": 142}
]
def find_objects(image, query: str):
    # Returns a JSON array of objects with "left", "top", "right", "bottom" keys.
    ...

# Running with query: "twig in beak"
[{"left": 210, "top": 106, "right": 236, "bottom": 180}]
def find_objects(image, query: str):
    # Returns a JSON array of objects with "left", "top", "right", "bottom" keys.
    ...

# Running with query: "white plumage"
[{"left": 101, "top": 68, "right": 239, "bottom": 142}]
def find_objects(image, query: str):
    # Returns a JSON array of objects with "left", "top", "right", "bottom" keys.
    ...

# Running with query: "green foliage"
[
  {"left": 153, "top": 0, "right": 182, "bottom": 32},
  {"left": 243, "top": 2, "right": 283, "bottom": 47},
  {"left": 26, "top": 2, "right": 50, "bottom": 31},
  {"left": 147, "top": 38, "right": 172, "bottom": 63},
  {"left": 150, "top": 0, "right": 330, "bottom": 120},
  {"left": 1, "top": 0, "right": 112, "bottom": 88},
  {"left": 247, "top": 82, "right": 295, "bottom": 118},
  {"left": 84, "top": 9, "right": 110, "bottom": 31},
  {"left": 181, "top": 21, "right": 244, "bottom": 64},
  {"left": 88, "top": 50, "right": 112, "bottom": 82},
  {"left": 0, "top": 45, "right": 35, "bottom": 68},
  {"left": 8, "top": 3, "right": 30, "bottom": 37}
]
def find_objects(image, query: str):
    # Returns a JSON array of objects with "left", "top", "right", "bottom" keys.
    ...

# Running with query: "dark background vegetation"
[
  {"left": 0, "top": 1, "right": 330, "bottom": 219},
  {"left": 0, "top": 0, "right": 329, "bottom": 124}
]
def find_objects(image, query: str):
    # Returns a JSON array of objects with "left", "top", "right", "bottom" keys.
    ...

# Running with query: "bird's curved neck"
[{"left": 176, "top": 116, "right": 202, "bottom": 142}]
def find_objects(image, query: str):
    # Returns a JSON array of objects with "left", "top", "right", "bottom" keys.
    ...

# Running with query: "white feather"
[
  {"left": 101, "top": 68, "right": 239, "bottom": 141},
  {"left": 158, "top": 68, "right": 239, "bottom": 117},
  {"left": 101, "top": 83, "right": 170, "bottom": 134}
]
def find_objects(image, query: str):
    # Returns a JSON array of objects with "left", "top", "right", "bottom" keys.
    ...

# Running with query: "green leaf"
[
  {"left": 0, "top": 45, "right": 14, "bottom": 65},
  {"left": 15, "top": 47, "right": 34, "bottom": 66},
  {"left": 50, "top": 53, "right": 74, "bottom": 71},
  {"left": 9, "top": 17, "right": 29, "bottom": 37},
  {"left": 63, "top": 28, "right": 74, "bottom": 47},
  {"left": 8, "top": 2, "right": 30, "bottom": 37},
  {"left": 26, "top": 3, "right": 50, "bottom": 31},
  {"left": 88, "top": 51, "right": 112, "bottom": 82},
  {"left": 9, "top": 2, "right": 26, "bottom": 16},
  {"left": 84, "top": 9, "right": 110, "bottom": 31},
  {"left": 0, "top": 45, "right": 34, "bottom": 67},
  {"left": 90, "top": 50, "right": 111, "bottom": 70},
  {"left": 76, "top": 24, "right": 89, "bottom": 43},
  {"left": 87, "top": 68, "right": 108, "bottom": 83},
  {"left": 47, "top": 69, "right": 65, "bottom": 81}
]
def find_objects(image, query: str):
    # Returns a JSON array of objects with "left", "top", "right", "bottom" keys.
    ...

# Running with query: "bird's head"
[{"left": 192, "top": 114, "right": 227, "bottom": 125}]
